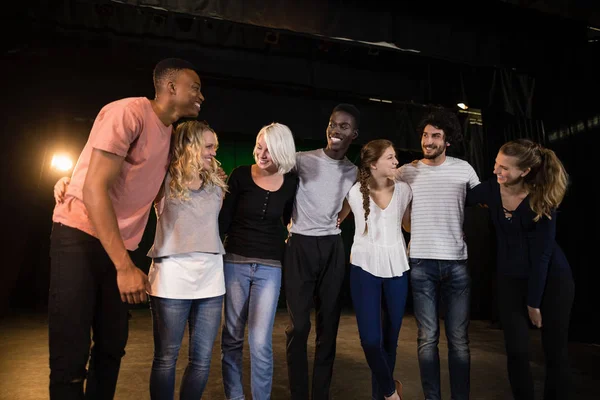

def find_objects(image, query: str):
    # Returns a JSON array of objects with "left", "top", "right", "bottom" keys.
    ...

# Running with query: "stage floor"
[{"left": 1, "top": 308, "right": 598, "bottom": 399}]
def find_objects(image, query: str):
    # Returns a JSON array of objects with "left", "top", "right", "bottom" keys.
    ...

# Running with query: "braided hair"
[{"left": 358, "top": 139, "right": 394, "bottom": 234}]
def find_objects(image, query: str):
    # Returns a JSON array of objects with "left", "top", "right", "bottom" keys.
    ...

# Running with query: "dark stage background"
[{"left": 2, "top": 0, "right": 598, "bottom": 344}]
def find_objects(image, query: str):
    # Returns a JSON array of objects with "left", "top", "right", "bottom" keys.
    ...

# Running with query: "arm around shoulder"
[
  {"left": 465, "top": 179, "right": 491, "bottom": 207},
  {"left": 338, "top": 198, "right": 352, "bottom": 227},
  {"left": 399, "top": 181, "right": 412, "bottom": 232},
  {"left": 218, "top": 167, "right": 242, "bottom": 237},
  {"left": 282, "top": 172, "right": 299, "bottom": 227},
  {"left": 53, "top": 176, "right": 71, "bottom": 204}
]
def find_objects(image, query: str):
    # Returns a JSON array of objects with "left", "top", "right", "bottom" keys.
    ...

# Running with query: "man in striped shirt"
[{"left": 396, "top": 109, "right": 479, "bottom": 400}]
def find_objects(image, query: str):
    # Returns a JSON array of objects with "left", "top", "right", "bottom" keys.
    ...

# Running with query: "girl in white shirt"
[{"left": 339, "top": 139, "right": 412, "bottom": 400}]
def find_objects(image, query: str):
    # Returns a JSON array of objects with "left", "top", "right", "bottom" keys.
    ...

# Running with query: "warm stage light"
[
  {"left": 50, "top": 154, "right": 73, "bottom": 172},
  {"left": 457, "top": 103, "right": 468, "bottom": 110}
]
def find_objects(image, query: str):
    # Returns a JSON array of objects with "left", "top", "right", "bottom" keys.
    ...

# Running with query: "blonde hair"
[
  {"left": 500, "top": 139, "right": 568, "bottom": 221},
  {"left": 357, "top": 139, "right": 394, "bottom": 234},
  {"left": 169, "top": 120, "right": 227, "bottom": 199},
  {"left": 255, "top": 122, "right": 297, "bottom": 174}
]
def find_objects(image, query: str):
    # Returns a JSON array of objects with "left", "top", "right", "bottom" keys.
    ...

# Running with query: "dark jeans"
[
  {"left": 350, "top": 265, "right": 409, "bottom": 400},
  {"left": 497, "top": 273, "right": 575, "bottom": 400},
  {"left": 48, "top": 223, "right": 129, "bottom": 399},
  {"left": 410, "top": 258, "right": 471, "bottom": 400},
  {"left": 283, "top": 233, "right": 347, "bottom": 400}
]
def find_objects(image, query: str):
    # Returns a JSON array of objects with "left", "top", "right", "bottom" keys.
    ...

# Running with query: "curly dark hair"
[{"left": 417, "top": 108, "right": 463, "bottom": 146}]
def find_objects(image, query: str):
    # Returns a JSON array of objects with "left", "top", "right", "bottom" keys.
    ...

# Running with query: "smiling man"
[
  {"left": 283, "top": 103, "right": 359, "bottom": 400},
  {"left": 395, "top": 109, "right": 479, "bottom": 400},
  {"left": 49, "top": 58, "right": 204, "bottom": 399}
]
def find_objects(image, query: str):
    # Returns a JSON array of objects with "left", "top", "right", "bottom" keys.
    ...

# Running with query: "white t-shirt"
[
  {"left": 347, "top": 180, "right": 412, "bottom": 278},
  {"left": 148, "top": 252, "right": 225, "bottom": 299},
  {"left": 397, "top": 157, "right": 480, "bottom": 260}
]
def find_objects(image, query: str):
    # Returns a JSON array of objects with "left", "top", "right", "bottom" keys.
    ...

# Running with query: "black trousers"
[
  {"left": 283, "top": 233, "right": 347, "bottom": 400},
  {"left": 497, "top": 272, "right": 574, "bottom": 400},
  {"left": 48, "top": 223, "right": 129, "bottom": 399}
]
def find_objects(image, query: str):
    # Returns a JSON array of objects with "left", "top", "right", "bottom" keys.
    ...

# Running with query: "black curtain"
[{"left": 482, "top": 68, "right": 546, "bottom": 179}]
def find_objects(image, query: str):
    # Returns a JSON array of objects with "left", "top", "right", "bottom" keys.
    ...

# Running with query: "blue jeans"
[
  {"left": 350, "top": 265, "right": 409, "bottom": 400},
  {"left": 221, "top": 262, "right": 282, "bottom": 400},
  {"left": 149, "top": 295, "right": 223, "bottom": 400},
  {"left": 410, "top": 259, "right": 471, "bottom": 400}
]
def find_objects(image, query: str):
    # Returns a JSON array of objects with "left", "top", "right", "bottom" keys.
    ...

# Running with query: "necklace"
[{"left": 502, "top": 206, "right": 514, "bottom": 221}]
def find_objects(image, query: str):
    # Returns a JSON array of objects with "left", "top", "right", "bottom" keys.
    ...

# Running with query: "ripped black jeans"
[{"left": 48, "top": 223, "right": 129, "bottom": 399}]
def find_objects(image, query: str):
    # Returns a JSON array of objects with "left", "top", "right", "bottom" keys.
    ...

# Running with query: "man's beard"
[{"left": 422, "top": 145, "right": 444, "bottom": 159}]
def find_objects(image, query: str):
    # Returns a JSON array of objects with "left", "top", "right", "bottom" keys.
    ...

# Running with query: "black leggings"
[{"left": 497, "top": 272, "right": 574, "bottom": 400}]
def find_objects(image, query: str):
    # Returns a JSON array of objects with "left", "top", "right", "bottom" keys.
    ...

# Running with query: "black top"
[
  {"left": 218, "top": 165, "right": 298, "bottom": 261},
  {"left": 466, "top": 178, "right": 571, "bottom": 308}
]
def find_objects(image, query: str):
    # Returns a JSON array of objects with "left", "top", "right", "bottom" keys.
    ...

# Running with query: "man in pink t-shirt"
[{"left": 48, "top": 58, "right": 205, "bottom": 399}]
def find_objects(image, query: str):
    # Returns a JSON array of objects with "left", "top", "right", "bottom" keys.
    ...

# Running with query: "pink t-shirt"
[{"left": 52, "top": 97, "right": 172, "bottom": 250}]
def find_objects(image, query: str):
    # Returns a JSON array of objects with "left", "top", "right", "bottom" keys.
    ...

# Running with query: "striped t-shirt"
[{"left": 398, "top": 156, "right": 479, "bottom": 260}]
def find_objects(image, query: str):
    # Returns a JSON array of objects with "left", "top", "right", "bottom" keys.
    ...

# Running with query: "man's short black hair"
[
  {"left": 332, "top": 103, "right": 361, "bottom": 129},
  {"left": 417, "top": 108, "right": 463, "bottom": 146},
  {"left": 153, "top": 58, "right": 197, "bottom": 90}
]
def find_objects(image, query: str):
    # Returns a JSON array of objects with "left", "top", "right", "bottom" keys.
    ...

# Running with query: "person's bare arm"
[
  {"left": 154, "top": 179, "right": 165, "bottom": 204},
  {"left": 337, "top": 198, "right": 352, "bottom": 227},
  {"left": 83, "top": 148, "right": 149, "bottom": 304},
  {"left": 402, "top": 202, "right": 411, "bottom": 233},
  {"left": 153, "top": 178, "right": 167, "bottom": 216}
]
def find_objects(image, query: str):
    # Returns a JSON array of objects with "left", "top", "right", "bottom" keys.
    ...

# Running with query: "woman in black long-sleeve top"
[
  {"left": 467, "top": 138, "right": 573, "bottom": 400},
  {"left": 218, "top": 123, "right": 298, "bottom": 400}
]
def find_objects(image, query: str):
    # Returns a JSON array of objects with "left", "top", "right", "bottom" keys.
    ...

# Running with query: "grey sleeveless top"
[{"left": 147, "top": 173, "right": 225, "bottom": 258}]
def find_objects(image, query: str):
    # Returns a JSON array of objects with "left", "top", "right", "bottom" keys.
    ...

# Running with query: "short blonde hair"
[{"left": 255, "top": 122, "right": 296, "bottom": 174}]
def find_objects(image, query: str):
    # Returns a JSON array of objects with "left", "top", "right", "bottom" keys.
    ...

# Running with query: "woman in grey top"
[{"left": 146, "top": 121, "right": 227, "bottom": 400}]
